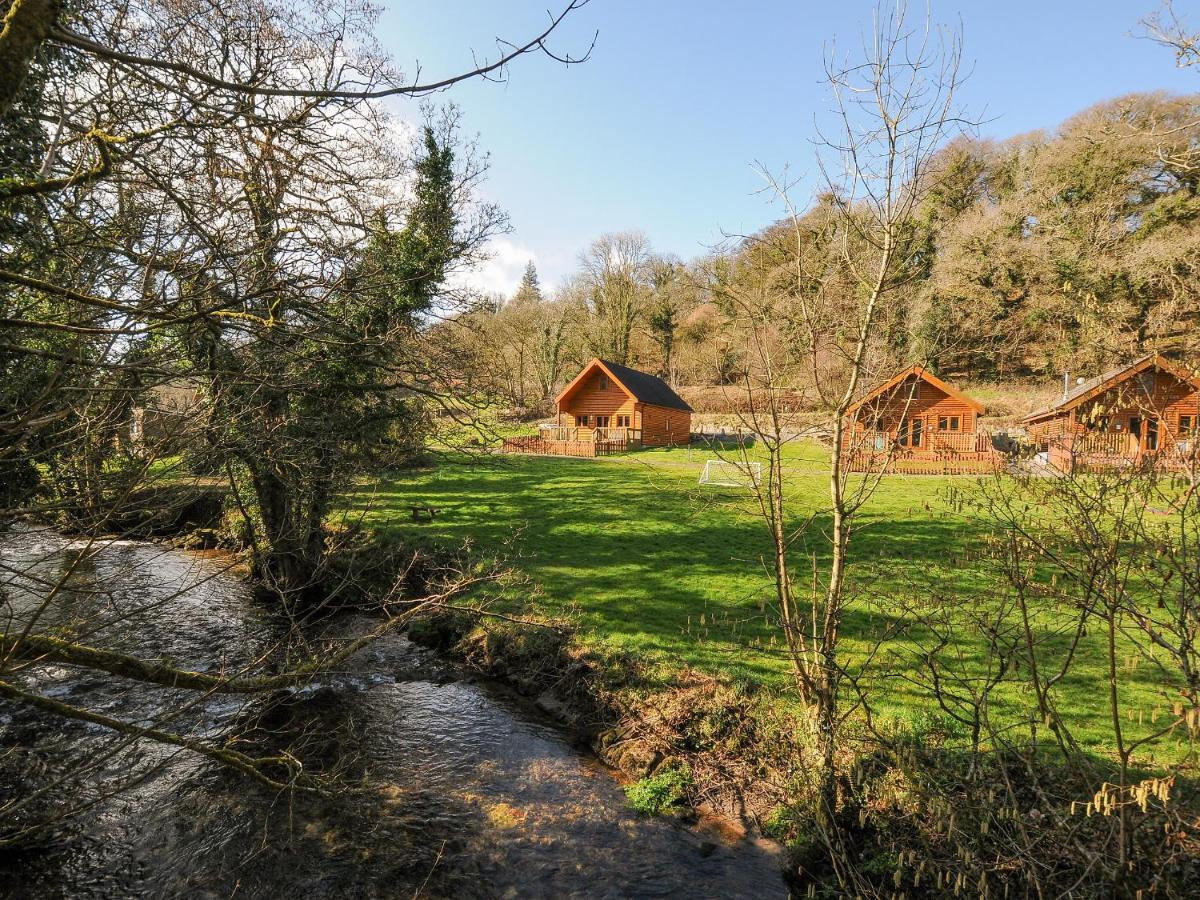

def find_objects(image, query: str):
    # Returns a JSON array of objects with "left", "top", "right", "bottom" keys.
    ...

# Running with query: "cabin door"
[{"left": 898, "top": 417, "right": 923, "bottom": 450}]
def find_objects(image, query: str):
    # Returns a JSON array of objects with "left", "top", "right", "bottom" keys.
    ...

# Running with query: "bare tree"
[
  {"left": 707, "top": 4, "right": 970, "bottom": 887},
  {"left": 1143, "top": 1, "right": 1200, "bottom": 71},
  {"left": 578, "top": 231, "right": 655, "bottom": 366},
  {"left": 0, "top": 0, "right": 593, "bottom": 118}
]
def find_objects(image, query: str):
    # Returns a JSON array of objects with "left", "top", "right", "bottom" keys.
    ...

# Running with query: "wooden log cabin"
[
  {"left": 1022, "top": 354, "right": 1200, "bottom": 473},
  {"left": 842, "top": 365, "right": 999, "bottom": 474},
  {"left": 550, "top": 358, "right": 693, "bottom": 448}
]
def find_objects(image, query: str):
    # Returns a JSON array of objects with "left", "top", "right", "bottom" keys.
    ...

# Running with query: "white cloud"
[{"left": 451, "top": 237, "right": 541, "bottom": 300}]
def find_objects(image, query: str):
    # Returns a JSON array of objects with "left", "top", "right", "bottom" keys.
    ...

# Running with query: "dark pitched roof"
[
  {"left": 1023, "top": 353, "right": 1200, "bottom": 423},
  {"left": 598, "top": 359, "right": 693, "bottom": 412},
  {"left": 1064, "top": 355, "right": 1150, "bottom": 405}
]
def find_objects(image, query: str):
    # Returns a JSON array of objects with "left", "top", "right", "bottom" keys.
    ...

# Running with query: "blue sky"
[{"left": 377, "top": 1, "right": 1197, "bottom": 295}]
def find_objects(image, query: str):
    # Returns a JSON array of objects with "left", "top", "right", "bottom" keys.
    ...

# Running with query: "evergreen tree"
[
  {"left": 513, "top": 260, "right": 544, "bottom": 305},
  {"left": 390, "top": 124, "right": 460, "bottom": 315}
]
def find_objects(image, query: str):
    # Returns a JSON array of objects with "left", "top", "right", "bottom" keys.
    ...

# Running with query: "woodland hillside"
[{"left": 459, "top": 91, "right": 1200, "bottom": 415}]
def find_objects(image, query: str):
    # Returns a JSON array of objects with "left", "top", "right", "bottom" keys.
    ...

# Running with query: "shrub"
[{"left": 623, "top": 765, "right": 693, "bottom": 816}]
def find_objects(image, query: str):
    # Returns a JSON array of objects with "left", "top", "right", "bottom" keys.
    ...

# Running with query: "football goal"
[{"left": 698, "top": 459, "right": 762, "bottom": 488}]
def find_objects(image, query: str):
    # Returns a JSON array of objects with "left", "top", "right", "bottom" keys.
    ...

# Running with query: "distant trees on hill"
[
  {"left": 458, "top": 90, "right": 1200, "bottom": 413},
  {"left": 911, "top": 92, "right": 1200, "bottom": 375}
]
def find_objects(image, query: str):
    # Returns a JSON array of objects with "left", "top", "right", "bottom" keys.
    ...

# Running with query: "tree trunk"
[
  {"left": 0, "top": 0, "right": 59, "bottom": 116},
  {"left": 247, "top": 462, "right": 320, "bottom": 599}
]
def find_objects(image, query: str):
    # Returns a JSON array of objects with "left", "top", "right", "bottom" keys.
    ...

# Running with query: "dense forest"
[{"left": 462, "top": 90, "right": 1200, "bottom": 413}]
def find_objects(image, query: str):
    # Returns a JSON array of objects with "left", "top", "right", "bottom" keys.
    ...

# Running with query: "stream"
[{"left": 0, "top": 526, "right": 787, "bottom": 899}]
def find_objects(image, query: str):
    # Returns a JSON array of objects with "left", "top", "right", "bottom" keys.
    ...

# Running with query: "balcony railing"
[
  {"left": 1047, "top": 431, "right": 1200, "bottom": 474},
  {"left": 839, "top": 429, "right": 1003, "bottom": 474},
  {"left": 538, "top": 425, "right": 578, "bottom": 441},
  {"left": 537, "top": 425, "right": 642, "bottom": 444},
  {"left": 928, "top": 431, "right": 994, "bottom": 453},
  {"left": 842, "top": 430, "right": 994, "bottom": 454},
  {"left": 593, "top": 427, "right": 641, "bottom": 443}
]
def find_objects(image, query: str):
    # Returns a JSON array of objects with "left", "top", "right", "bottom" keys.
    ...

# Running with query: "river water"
[{"left": 0, "top": 527, "right": 786, "bottom": 899}]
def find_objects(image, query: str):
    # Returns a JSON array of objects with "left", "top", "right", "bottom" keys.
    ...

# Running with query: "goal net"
[{"left": 698, "top": 459, "right": 762, "bottom": 488}]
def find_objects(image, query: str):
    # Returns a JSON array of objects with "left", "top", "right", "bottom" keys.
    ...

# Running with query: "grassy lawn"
[{"left": 347, "top": 442, "right": 1184, "bottom": 765}]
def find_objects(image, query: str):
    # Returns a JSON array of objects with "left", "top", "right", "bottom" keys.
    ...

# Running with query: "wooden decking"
[
  {"left": 501, "top": 434, "right": 637, "bottom": 458},
  {"left": 841, "top": 431, "right": 1004, "bottom": 475},
  {"left": 1047, "top": 433, "right": 1199, "bottom": 475}
]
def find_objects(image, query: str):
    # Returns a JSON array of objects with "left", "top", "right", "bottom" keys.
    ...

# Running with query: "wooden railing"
[
  {"left": 538, "top": 426, "right": 579, "bottom": 441},
  {"left": 593, "top": 427, "right": 641, "bottom": 443},
  {"left": 927, "top": 431, "right": 994, "bottom": 453},
  {"left": 1048, "top": 432, "right": 1200, "bottom": 474},
  {"left": 537, "top": 426, "right": 642, "bottom": 445},
  {"left": 502, "top": 435, "right": 599, "bottom": 457},
  {"left": 840, "top": 429, "right": 1003, "bottom": 475},
  {"left": 842, "top": 430, "right": 994, "bottom": 454},
  {"left": 504, "top": 427, "right": 642, "bottom": 458}
]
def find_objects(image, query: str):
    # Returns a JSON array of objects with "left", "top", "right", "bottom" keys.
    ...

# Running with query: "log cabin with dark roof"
[
  {"left": 502, "top": 359, "right": 692, "bottom": 457},
  {"left": 556, "top": 358, "right": 692, "bottom": 447}
]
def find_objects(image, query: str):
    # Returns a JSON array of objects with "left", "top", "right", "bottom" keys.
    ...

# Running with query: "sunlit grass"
[{"left": 346, "top": 443, "right": 1186, "bottom": 765}]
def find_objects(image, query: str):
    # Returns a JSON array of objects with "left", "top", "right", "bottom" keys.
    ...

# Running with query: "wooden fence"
[
  {"left": 842, "top": 449, "right": 1004, "bottom": 476},
  {"left": 501, "top": 435, "right": 633, "bottom": 458},
  {"left": 841, "top": 431, "right": 1004, "bottom": 475},
  {"left": 1048, "top": 433, "right": 1199, "bottom": 475}
]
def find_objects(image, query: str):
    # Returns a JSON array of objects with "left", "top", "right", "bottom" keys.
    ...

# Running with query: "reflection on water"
[{"left": 0, "top": 526, "right": 785, "bottom": 898}]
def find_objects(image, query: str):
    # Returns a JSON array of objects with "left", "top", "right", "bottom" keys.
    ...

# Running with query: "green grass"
[{"left": 346, "top": 443, "right": 1187, "bottom": 765}]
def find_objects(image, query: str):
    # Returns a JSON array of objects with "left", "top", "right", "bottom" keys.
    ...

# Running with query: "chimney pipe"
[{"left": 1063, "top": 370, "right": 1070, "bottom": 401}]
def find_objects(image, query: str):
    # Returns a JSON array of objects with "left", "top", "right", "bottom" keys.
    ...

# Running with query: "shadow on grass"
[
  {"left": 349, "top": 456, "right": 977, "bottom": 680},
  {"left": 347, "top": 453, "right": 1183, "bottom": 755}
]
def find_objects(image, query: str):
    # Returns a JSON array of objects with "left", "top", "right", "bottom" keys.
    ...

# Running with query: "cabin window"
[
  {"left": 937, "top": 415, "right": 960, "bottom": 431},
  {"left": 1179, "top": 415, "right": 1195, "bottom": 451},
  {"left": 615, "top": 415, "right": 631, "bottom": 428},
  {"left": 595, "top": 415, "right": 610, "bottom": 429},
  {"left": 1138, "top": 371, "right": 1155, "bottom": 395},
  {"left": 1146, "top": 419, "right": 1159, "bottom": 451},
  {"left": 576, "top": 414, "right": 589, "bottom": 427},
  {"left": 898, "top": 417, "right": 923, "bottom": 448},
  {"left": 598, "top": 375, "right": 609, "bottom": 391}
]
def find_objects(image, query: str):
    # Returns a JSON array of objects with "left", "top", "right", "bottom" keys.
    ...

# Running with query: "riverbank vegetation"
[
  {"left": 359, "top": 443, "right": 1200, "bottom": 895},
  {"left": 0, "top": 0, "right": 595, "bottom": 862}
]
